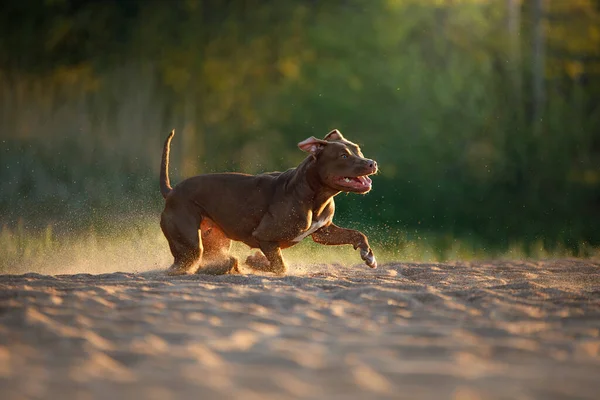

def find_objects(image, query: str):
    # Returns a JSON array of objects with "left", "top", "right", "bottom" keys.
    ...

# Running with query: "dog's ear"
[
  {"left": 324, "top": 129, "right": 345, "bottom": 141},
  {"left": 298, "top": 136, "right": 328, "bottom": 154}
]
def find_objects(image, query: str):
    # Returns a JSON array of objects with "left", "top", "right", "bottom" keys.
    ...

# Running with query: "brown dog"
[{"left": 159, "top": 129, "right": 378, "bottom": 276}]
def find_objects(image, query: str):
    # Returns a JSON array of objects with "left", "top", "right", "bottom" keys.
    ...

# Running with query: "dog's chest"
[{"left": 291, "top": 218, "right": 329, "bottom": 243}]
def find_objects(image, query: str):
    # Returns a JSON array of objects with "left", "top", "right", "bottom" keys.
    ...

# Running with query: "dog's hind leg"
[
  {"left": 160, "top": 209, "right": 203, "bottom": 275},
  {"left": 199, "top": 218, "right": 231, "bottom": 262},
  {"left": 196, "top": 218, "right": 240, "bottom": 275}
]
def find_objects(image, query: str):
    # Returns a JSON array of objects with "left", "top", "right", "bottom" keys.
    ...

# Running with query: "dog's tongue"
[
  {"left": 349, "top": 176, "right": 371, "bottom": 190},
  {"left": 339, "top": 175, "right": 372, "bottom": 190},
  {"left": 358, "top": 176, "right": 372, "bottom": 186}
]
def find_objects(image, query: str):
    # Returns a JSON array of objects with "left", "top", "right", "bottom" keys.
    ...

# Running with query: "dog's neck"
[{"left": 285, "top": 156, "right": 339, "bottom": 213}]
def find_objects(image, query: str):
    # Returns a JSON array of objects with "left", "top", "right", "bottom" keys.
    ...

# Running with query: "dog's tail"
[{"left": 160, "top": 130, "right": 175, "bottom": 199}]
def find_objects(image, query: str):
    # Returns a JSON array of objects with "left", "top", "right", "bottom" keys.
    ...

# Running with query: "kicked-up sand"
[{"left": 0, "top": 259, "right": 599, "bottom": 399}]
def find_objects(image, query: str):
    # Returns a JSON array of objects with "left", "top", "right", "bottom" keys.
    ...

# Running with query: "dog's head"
[{"left": 298, "top": 129, "right": 378, "bottom": 194}]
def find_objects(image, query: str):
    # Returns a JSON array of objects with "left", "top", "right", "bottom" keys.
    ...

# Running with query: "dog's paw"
[
  {"left": 226, "top": 257, "right": 241, "bottom": 275},
  {"left": 167, "top": 264, "right": 194, "bottom": 276},
  {"left": 272, "top": 266, "right": 288, "bottom": 277},
  {"left": 245, "top": 251, "right": 270, "bottom": 269},
  {"left": 197, "top": 257, "right": 241, "bottom": 276},
  {"left": 360, "top": 248, "right": 377, "bottom": 269}
]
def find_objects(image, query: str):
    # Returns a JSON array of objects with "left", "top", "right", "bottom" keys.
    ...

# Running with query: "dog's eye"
[{"left": 341, "top": 154, "right": 348, "bottom": 159}]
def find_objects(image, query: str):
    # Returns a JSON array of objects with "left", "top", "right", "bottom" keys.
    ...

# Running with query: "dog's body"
[{"left": 160, "top": 129, "right": 378, "bottom": 275}]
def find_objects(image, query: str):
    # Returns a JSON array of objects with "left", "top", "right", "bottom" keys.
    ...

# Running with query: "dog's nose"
[{"left": 368, "top": 160, "right": 377, "bottom": 170}]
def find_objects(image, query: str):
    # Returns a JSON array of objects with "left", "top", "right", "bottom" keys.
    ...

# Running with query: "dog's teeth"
[{"left": 344, "top": 177, "right": 351, "bottom": 183}]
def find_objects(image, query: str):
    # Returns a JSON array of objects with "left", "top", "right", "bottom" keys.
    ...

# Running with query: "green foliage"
[{"left": 0, "top": 0, "right": 599, "bottom": 258}]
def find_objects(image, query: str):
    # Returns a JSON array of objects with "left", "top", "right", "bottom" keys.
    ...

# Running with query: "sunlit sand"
[{"left": 1, "top": 259, "right": 598, "bottom": 399}]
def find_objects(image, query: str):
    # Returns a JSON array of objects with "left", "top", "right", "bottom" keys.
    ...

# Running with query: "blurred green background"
[{"left": 1, "top": 0, "right": 599, "bottom": 268}]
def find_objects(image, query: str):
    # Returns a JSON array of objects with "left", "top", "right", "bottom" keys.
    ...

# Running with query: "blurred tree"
[{"left": 532, "top": 0, "right": 545, "bottom": 126}]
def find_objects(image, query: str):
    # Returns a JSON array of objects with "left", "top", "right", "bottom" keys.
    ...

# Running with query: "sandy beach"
[{"left": 1, "top": 259, "right": 599, "bottom": 399}]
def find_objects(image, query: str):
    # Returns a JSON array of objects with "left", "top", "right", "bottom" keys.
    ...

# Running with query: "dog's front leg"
[
  {"left": 250, "top": 214, "right": 290, "bottom": 275},
  {"left": 245, "top": 241, "right": 287, "bottom": 276},
  {"left": 312, "top": 224, "right": 377, "bottom": 268},
  {"left": 260, "top": 242, "right": 287, "bottom": 275}
]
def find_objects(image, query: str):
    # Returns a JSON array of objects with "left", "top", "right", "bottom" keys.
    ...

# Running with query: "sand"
[{"left": 1, "top": 259, "right": 599, "bottom": 399}]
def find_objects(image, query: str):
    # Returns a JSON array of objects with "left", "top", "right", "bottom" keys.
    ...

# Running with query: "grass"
[
  {"left": 0, "top": 218, "right": 169, "bottom": 275},
  {"left": 1, "top": 217, "right": 597, "bottom": 276}
]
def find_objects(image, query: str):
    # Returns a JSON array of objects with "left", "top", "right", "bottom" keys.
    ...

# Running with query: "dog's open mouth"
[{"left": 333, "top": 175, "right": 373, "bottom": 192}]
